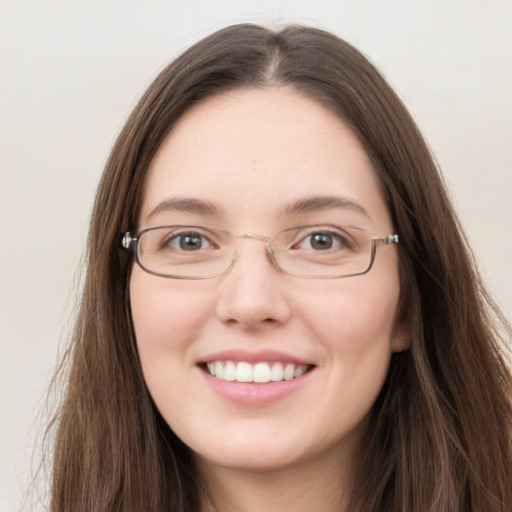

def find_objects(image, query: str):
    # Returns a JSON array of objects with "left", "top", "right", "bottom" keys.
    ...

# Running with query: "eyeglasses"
[{"left": 119, "top": 224, "right": 398, "bottom": 279}]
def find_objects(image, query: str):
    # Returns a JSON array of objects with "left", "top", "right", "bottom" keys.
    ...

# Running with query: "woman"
[{"left": 46, "top": 24, "right": 512, "bottom": 511}]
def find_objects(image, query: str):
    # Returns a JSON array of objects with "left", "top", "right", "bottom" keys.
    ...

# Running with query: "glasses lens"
[
  {"left": 138, "top": 226, "right": 233, "bottom": 278},
  {"left": 273, "top": 225, "right": 374, "bottom": 278}
]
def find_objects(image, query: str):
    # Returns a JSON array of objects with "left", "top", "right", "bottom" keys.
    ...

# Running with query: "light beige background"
[{"left": 1, "top": 1, "right": 511, "bottom": 510}]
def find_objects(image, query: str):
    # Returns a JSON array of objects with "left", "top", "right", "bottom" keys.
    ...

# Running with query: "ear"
[{"left": 391, "top": 323, "right": 411, "bottom": 352}]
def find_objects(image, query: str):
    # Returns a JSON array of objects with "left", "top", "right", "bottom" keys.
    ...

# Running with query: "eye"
[
  {"left": 293, "top": 230, "right": 349, "bottom": 251},
  {"left": 165, "top": 231, "right": 214, "bottom": 251}
]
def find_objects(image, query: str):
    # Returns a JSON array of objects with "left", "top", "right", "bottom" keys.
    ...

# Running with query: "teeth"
[
  {"left": 236, "top": 362, "right": 252, "bottom": 382},
  {"left": 215, "top": 361, "right": 223, "bottom": 379},
  {"left": 253, "top": 362, "right": 271, "bottom": 383},
  {"left": 270, "top": 362, "right": 284, "bottom": 382},
  {"left": 284, "top": 363, "right": 295, "bottom": 381},
  {"left": 224, "top": 361, "right": 236, "bottom": 381},
  {"left": 206, "top": 361, "right": 309, "bottom": 383},
  {"left": 294, "top": 365, "right": 307, "bottom": 378}
]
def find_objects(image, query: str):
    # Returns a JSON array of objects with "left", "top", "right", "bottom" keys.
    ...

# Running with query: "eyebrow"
[
  {"left": 146, "top": 194, "right": 370, "bottom": 222},
  {"left": 280, "top": 195, "right": 371, "bottom": 219},
  {"left": 147, "top": 197, "right": 224, "bottom": 219}
]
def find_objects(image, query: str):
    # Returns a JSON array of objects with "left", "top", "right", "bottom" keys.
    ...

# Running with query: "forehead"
[{"left": 140, "top": 87, "right": 390, "bottom": 230}]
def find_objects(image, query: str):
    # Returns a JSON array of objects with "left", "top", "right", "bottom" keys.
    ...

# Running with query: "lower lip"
[{"left": 200, "top": 368, "right": 313, "bottom": 406}]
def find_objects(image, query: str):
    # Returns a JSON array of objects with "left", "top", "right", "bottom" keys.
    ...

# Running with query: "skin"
[{"left": 130, "top": 87, "right": 407, "bottom": 511}]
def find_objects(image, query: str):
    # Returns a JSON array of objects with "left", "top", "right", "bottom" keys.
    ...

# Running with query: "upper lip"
[{"left": 199, "top": 349, "right": 314, "bottom": 366}]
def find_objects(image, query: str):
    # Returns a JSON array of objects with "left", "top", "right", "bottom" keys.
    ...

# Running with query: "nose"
[{"left": 214, "top": 238, "right": 292, "bottom": 330}]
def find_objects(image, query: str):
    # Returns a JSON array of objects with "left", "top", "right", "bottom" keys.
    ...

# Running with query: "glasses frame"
[{"left": 119, "top": 225, "right": 399, "bottom": 280}]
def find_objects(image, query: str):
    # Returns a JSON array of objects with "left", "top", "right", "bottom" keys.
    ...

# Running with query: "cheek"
[
  {"left": 312, "top": 281, "right": 399, "bottom": 407},
  {"left": 297, "top": 277, "right": 399, "bottom": 350},
  {"left": 129, "top": 269, "right": 213, "bottom": 359},
  {"left": 129, "top": 270, "right": 216, "bottom": 421},
  {"left": 294, "top": 274, "right": 400, "bottom": 406}
]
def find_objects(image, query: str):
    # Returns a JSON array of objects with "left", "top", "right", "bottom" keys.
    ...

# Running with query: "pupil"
[
  {"left": 311, "top": 234, "right": 332, "bottom": 250},
  {"left": 180, "top": 234, "right": 202, "bottom": 250}
]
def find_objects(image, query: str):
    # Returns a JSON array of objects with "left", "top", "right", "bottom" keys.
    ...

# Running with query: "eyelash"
[
  {"left": 291, "top": 229, "right": 352, "bottom": 251},
  {"left": 162, "top": 231, "right": 217, "bottom": 251},
  {"left": 158, "top": 228, "right": 354, "bottom": 253}
]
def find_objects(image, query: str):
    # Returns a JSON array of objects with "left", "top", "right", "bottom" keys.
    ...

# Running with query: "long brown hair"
[{"left": 46, "top": 24, "right": 512, "bottom": 511}]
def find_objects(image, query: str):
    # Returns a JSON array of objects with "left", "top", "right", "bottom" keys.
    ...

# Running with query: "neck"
[{"left": 196, "top": 446, "right": 358, "bottom": 512}]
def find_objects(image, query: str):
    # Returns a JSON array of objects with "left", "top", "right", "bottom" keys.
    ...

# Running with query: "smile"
[{"left": 206, "top": 361, "right": 311, "bottom": 383}]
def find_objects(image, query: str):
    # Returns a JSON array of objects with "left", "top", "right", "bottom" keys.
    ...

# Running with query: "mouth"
[{"left": 201, "top": 361, "right": 314, "bottom": 383}]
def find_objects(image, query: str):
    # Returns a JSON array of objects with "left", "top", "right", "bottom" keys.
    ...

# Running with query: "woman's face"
[{"left": 130, "top": 87, "right": 406, "bottom": 475}]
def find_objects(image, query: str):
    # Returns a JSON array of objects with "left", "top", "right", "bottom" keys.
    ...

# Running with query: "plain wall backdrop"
[{"left": 1, "top": 1, "right": 511, "bottom": 510}]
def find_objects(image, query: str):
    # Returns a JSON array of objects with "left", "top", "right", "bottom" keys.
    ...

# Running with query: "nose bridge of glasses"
[
  {"left": 232, "top": 233, "right": 277, "bottom": 263},
  {"left": 240, "top": 233, "right": 274, "bottom": 245}
]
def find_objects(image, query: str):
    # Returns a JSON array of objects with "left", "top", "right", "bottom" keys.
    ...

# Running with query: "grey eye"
[
  {"left": 168, "top": 232, "right": 211, "bottom": 251},
  {"left": 294, "top": 231, "right": 347, "bottom": 251},
  {"left": 309, "top": 233, "right": 335, "bottom": 250}
]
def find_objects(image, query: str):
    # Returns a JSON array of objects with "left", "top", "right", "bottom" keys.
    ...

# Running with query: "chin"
[{"left": 196, "top": 447, "right": 303, "bottom": 474}]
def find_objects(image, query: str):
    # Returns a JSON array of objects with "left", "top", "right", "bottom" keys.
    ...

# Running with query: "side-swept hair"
[{"left": 47, "top": 24, "right": 512, "bottom": 512}]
